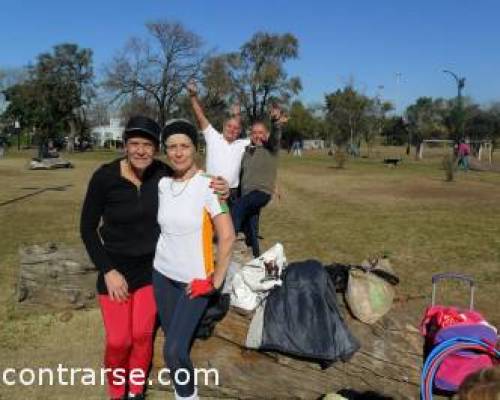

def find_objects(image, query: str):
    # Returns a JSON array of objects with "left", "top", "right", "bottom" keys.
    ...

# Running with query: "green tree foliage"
[
  {"left": 224, "top": 32, "right": 302, "bottom": 122},
  {"left": 283, "top": 100, "right": 319, "bottom": 145},
  {"left": 363, "top": 99, "right": 394, "bottom": 155},
  {"left": 405, "top": 97, "right": 447, "bottom": 154},
  {"left": 2, "top": 44, "right": 94, "bottom": 150},
  {"left": 198, "top": 55, "right": 234, "bottom": 129},
  {"left": 325, "top": 85, "right": 372, "bottom": 147},
  {"left": 381, "top": 117, "right": 409, "bottom": 146},
  {"left": 464, "top": 103, "right": 500, "bottom": 143}
]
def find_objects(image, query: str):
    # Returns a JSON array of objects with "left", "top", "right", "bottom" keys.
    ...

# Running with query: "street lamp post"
[
  {"left": 14, "top": 119, "right": 21, "bottom": 151},
  {"left": 443, "top": 69, "right": 466, "bottom": 140}
]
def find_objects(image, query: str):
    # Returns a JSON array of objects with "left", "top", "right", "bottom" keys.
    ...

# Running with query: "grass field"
[{"left": 0, "top": 146, "right": 499, "bottom": 399}]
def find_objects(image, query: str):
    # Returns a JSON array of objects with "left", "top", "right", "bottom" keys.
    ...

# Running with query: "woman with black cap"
[
  {"left": 153, "top": 119, "right": 235, "bottom": 400},
  {"left": 80, "top": 116, "right": 228, "bottom": 400}
]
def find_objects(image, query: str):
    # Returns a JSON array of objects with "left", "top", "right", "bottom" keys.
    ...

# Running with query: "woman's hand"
[
  {"left": 212, "top": 274, "right": 224, "bottom": 291},
  {"left": 186, "top": 277, "right": 216, "bottom": 299},
  {"left": 104, "top": 269, "right": 129, "bottom": 302},
  {"left": 210, "top": 176, "right": 230, "bottom": 201}
]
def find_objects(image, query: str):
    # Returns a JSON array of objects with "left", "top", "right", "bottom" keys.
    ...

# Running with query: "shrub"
[
  {"left": 442, "top": 154, "right": 456, "bottom": 182},
  {"left": 334, "top": 151, "right": 348, "bottom": 169}
]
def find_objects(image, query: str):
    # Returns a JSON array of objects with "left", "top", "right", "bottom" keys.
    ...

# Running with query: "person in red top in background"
[{"left": 458, "top": 139, "right": 471, "bottom": 171}]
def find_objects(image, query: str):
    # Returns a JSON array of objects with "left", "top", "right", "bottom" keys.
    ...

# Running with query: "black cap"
[
  {"left": 162, "top": 119, "right": 198, "bottom": 148},
  {"left": 123, "top": 116, "right": 161, "bottom": 145}
]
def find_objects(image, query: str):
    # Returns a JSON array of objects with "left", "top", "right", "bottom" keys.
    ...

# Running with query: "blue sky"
[{"left": 1, "top": 0, "right": 499, "bottom": 112}]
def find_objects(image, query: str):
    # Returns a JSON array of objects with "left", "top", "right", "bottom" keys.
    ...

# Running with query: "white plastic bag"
[{"left": 230, "top": 243, "right": 287, "bottom": 311}]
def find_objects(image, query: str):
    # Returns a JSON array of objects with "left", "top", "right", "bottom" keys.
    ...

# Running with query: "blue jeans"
[
  {"left": 231, "top": 190, "right": 271, "bottom": 257},
  {"left": 152, "top": 270, "right": 209, "bottom": 398}
]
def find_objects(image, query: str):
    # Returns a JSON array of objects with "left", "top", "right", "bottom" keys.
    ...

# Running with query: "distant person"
[
  {"left": 231, "top": 104, "right": 287, "bottom": 257},
  {"left": 47, "top": 139, "right": 59, "bottom": 158},
  {"left": 291, "top": 137, "right": 303, "bottom": 157},
  {"left": 0, "top": 136, "right": 6, "bottom": 158},
  {"left": 188, "top": 80, "right": 250, "bottom": 207},
  {"left": 458, "top": 139, "right": 471, "bottom": 171}
]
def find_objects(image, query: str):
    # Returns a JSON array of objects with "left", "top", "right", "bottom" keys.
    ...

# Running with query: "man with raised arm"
[
  {"left": 188, "top": 81, "right": 250, "bottom": 206},
  {"left": 231, "top": 104, "right": 288, "bottom": 258}
]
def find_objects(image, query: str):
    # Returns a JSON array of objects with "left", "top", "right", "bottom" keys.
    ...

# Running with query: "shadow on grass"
[{"left": 0, "top": 184, "right": 73, "bottom": 207}]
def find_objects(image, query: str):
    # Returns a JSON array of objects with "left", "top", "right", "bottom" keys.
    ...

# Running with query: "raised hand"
[
  {"left": 187, "top": 79, "right": 198, "bottom": 97},
  {"left": 269, "top": 103, "right": 288, "bottom": 125},
  {"left": 269, "top": 103, "right": 282, "bottom": 121},
  {"left": 278, "top": 112, "right": 289, "bottom": 125},
  {"left": 230, "top": 101, "right": 241, "bottom": 118}
]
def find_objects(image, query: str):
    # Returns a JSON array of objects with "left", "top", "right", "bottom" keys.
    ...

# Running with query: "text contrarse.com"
[{"left": 1, "top": 365, "right": 219, "bottom": 387}]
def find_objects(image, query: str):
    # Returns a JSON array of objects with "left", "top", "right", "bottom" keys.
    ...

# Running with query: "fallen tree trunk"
[
  {"left": 152, "top": 307, "right": 422, "bottom": 399},
  {"left": 151, "top": 242, "right": 422, "bottom": 399},
  {"left": 17, "top": 243, "right": 96, "bottom": 309},
  {"left": 17, "top": 243, "right": 423, "bottom": 398}
]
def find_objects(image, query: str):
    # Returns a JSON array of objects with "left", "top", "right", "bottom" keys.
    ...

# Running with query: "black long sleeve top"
[{"left": 80, "top": 158, "right": 172, "bottom": 294}]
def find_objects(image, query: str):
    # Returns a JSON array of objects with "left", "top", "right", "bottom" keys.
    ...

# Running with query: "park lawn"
[{"left": 0, "top": 148, "right": 499, "bottom": 399}]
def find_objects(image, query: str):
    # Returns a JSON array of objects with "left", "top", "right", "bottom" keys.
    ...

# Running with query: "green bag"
[{"left": 345, "top": 258, "right": 397, "bottom": 324}]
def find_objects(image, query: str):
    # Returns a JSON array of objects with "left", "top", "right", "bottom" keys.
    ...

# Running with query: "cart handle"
[{"left": 431, "top": 273, "right": 475, "bottom": 309}]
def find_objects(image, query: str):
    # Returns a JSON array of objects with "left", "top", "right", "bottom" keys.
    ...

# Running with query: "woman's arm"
[
  {"left": 211, "top": 211, "right": 236, "bottom": 289},
  {"left": 80, "top": 170, "right": 113, "bottom": 273},
  {"left": 80, "top": 169, "right": 128, "bottom": 301}
]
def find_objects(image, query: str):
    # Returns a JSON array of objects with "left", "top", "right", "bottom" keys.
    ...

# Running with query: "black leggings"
[{"left": 152, "top": 270, "right": 209, "bottom": 398}]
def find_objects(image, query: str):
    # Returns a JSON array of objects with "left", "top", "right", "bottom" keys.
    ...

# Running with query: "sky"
[{"left": 1, "top": 0, "right": 500, "bottom": 113}]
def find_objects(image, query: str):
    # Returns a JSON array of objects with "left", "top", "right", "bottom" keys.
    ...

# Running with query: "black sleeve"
[
  {"left": 264, "top": 119, "right": 282, "bottom": 154},
  {"left": 80, "top": 169, "right": 113, "bottom": 274}
]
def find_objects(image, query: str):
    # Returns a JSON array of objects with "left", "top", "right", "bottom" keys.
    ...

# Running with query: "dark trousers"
[
  {"left": 152, "top": 271, "right": 209, "bottom": 398},
  {"left": 231, "top": 190, "right": 271, "bottom": 257},
  {"left": 227, "top": 188, "right": 240, "bottom": 210}
]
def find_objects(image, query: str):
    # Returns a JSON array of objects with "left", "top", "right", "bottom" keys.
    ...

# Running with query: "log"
[
  {"left": 17, "top": 242, "right": 423, "bottom": 398},
  {"left": 151, "top": 241, "right": 423, "bottom": 399},
  {"left": 152, "top": 307, "right": 422, "bottom": 399},
  {"left": 17, "top": 243, "right": 97, "bottom": 309},
  {"left": 28, "top": 157, "right": 74, "bottom": 170}
]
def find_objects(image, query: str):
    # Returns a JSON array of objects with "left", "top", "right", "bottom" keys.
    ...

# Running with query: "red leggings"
[{"left": 99, "top": 284, "right": 157, "bottom": 399}]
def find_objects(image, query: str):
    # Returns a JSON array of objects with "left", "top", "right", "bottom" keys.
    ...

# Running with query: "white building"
[
  {"left": 91, "top": 118, "right": 124, "bottom": 147},
  {"left": 303, "top": 139, "right": 325, "bottom": 150}
]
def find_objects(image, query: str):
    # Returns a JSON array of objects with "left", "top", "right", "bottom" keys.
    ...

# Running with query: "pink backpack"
[{"left": 420, "top": 274, "right": 498, "bottom": 393}]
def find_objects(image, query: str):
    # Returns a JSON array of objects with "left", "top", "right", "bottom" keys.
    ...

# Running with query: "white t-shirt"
[
  {"left": 203, "top": 124, "right": 250, "bottom": 189},
  {"left": 154, "top": 171, "right": 227, "bottom": 283}
]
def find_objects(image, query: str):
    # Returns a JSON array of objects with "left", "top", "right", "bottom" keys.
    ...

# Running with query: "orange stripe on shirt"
[{"left": 202, "top": 208, "right": 215, "bottom": 277}]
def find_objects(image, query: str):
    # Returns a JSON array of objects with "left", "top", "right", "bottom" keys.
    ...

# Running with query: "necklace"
[{"left": 169, "top": 170, "right": 197, "bottom": 197}]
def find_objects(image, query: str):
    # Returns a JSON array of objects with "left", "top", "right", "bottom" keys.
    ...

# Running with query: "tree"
[
  {"left": 104, "top": 20, "right": 205, "bottom": 127},
  {"left": 363, "top": 99, "right": 394, "bottom": 156},
  {"left": 196, "top": 55, "right": 235, "bottom": 129},
  {"left": 463, "top": 103, "right": 500, "bottom": 154},
  {"left": 381, "top": 117, "right": 409, "bottom": 146},
  {"left": 2, "top": 44, "right": 94, "bottom": 152},
  {"left": 0, "top": 67, "right": 27, "bottom": 108},
  {"left": 405, "top": 97, "right": 447, "bottom": 158},
  {"left": 325, "top": 85, "right": 372, "bottom": 148},
  {"left": 224, "top": 32, "right": 301, "bottom": 122},
  {"left": 283, "top": 101, "right": 319, "bottom": 146}
]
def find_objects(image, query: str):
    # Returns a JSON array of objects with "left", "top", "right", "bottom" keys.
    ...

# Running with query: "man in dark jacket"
[{"left": 231, "top": 105, "right": 287, "bottom": 257}]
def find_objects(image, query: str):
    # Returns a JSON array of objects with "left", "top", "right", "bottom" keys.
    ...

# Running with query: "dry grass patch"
[{"left": 0, "top": 148, "right": 499, "bottom": 399}]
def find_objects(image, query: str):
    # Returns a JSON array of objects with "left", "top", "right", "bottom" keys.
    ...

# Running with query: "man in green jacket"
[{"left": 231, "top": 105, "right": 287, "bottom": 257}]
